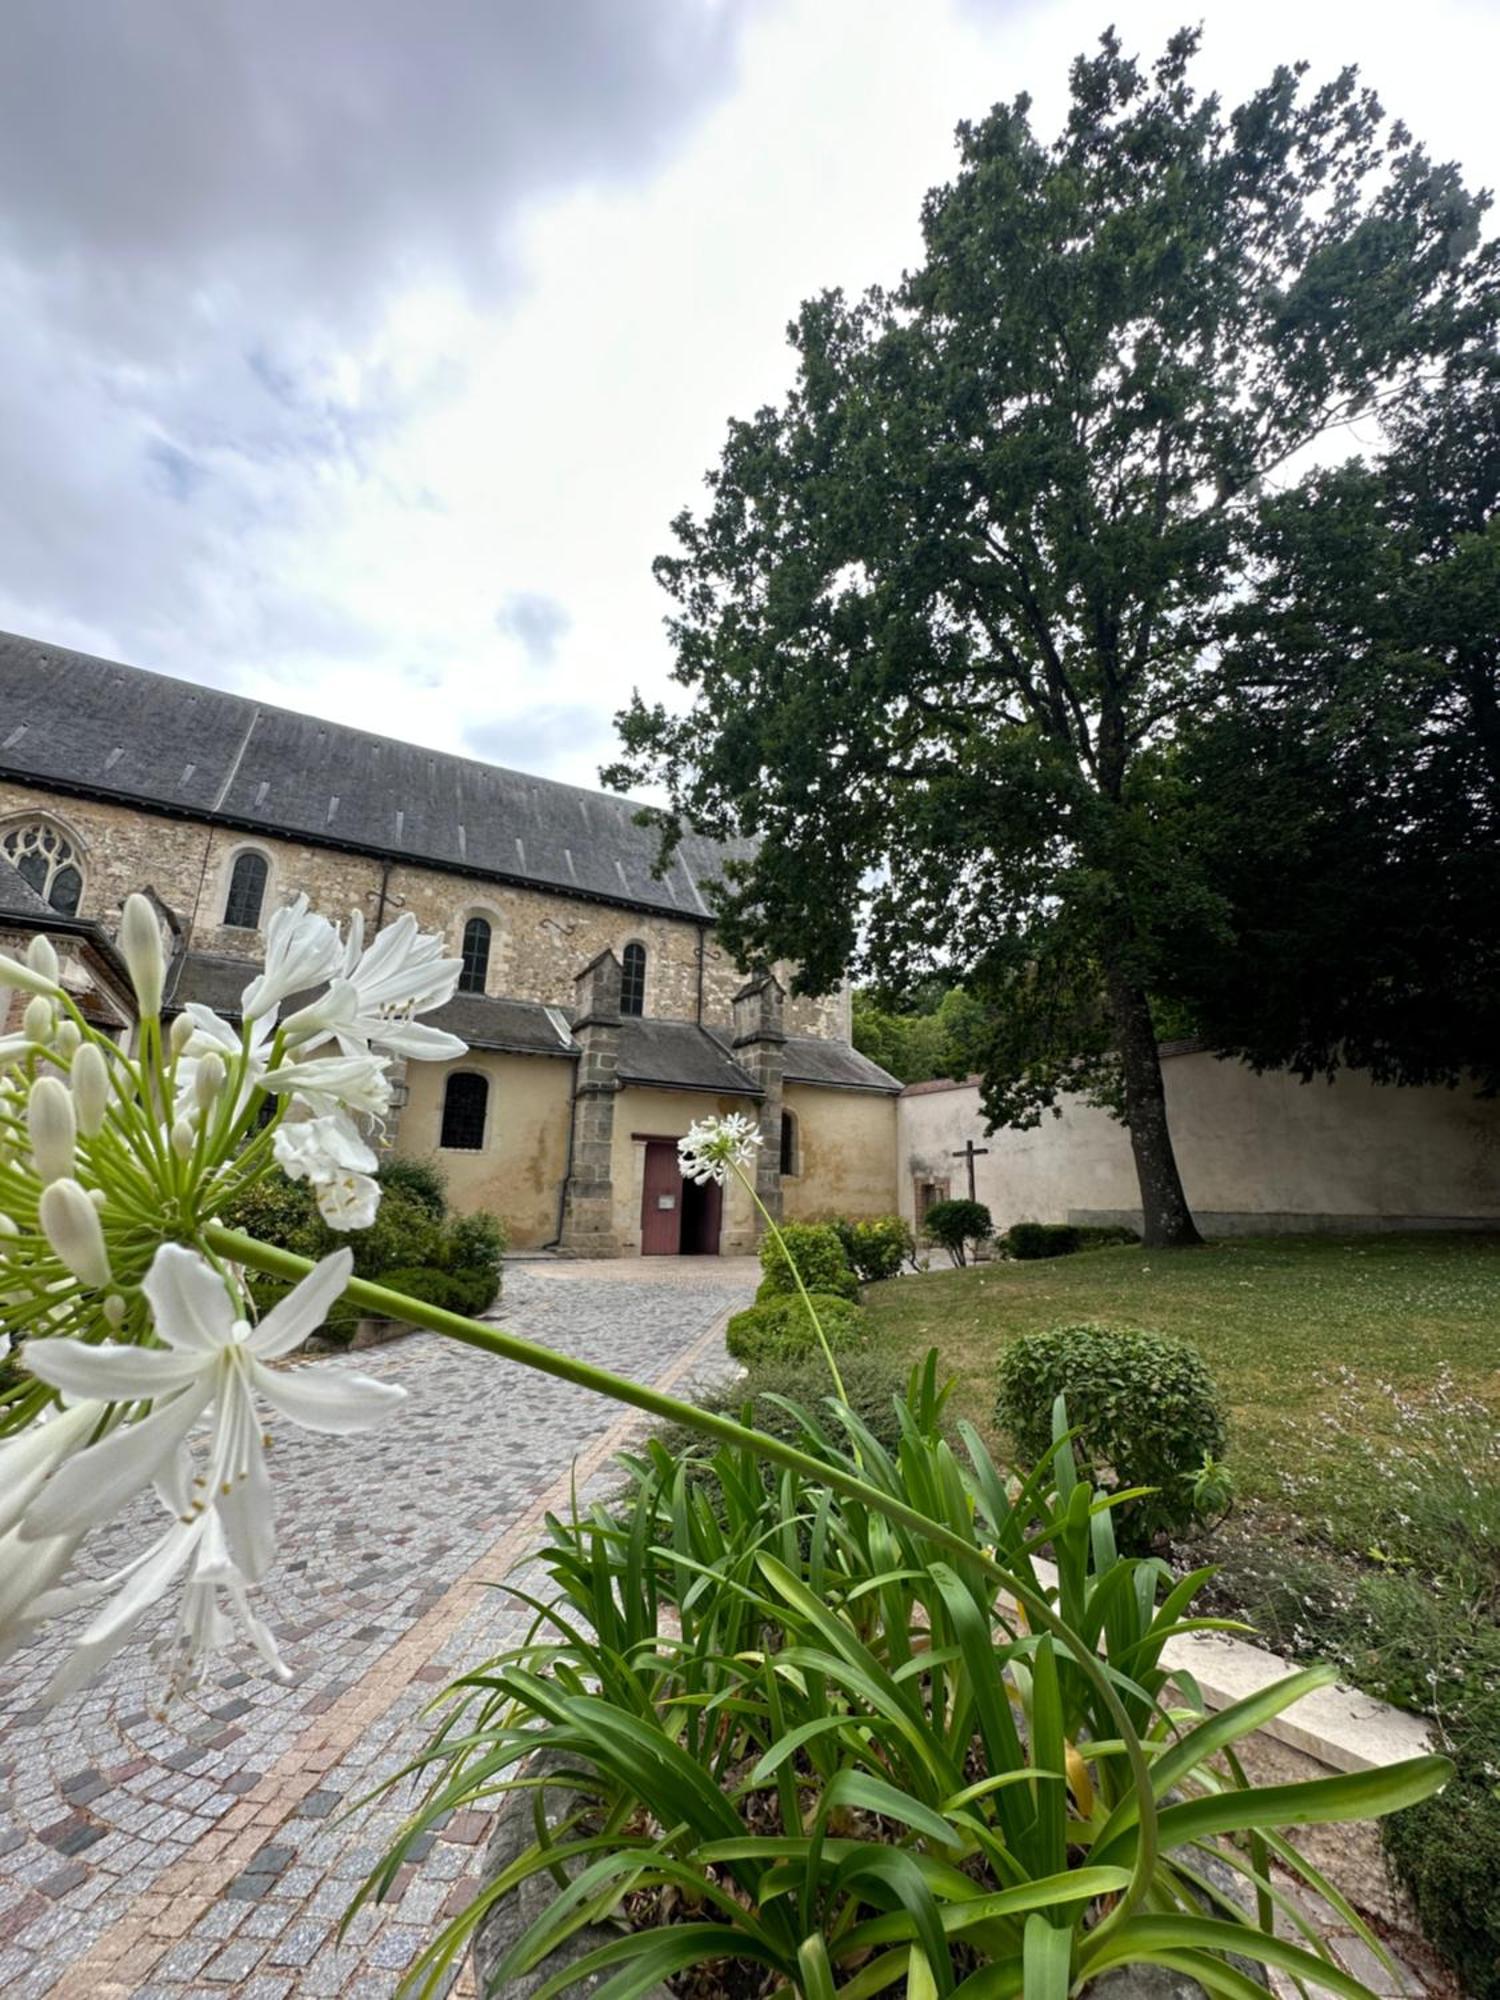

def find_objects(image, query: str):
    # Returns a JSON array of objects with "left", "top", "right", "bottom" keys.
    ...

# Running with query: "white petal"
[
  {"left": 250, "top": 1358, "right": 406, "bottom": 1434},
  {"left": 141, "top": 1243, "right": 239, "bottom": 1354},
  {"left": 370, "top": 1020, "right": 467, "bottom": 1061},
  {"left": 245, "top": 1249, "right": 354, "bottom": 1358},
  {"left": 45, "top": 1518, "right": 203, "bottom": 1702},
  {"left": 21, "top": 1383, "right": 212, "bottom": 1538},
  {"left": 217, "top": 1439, "right": 276, "bottom": 1583},
  {"left": 24, "top": 1338, "right": 202, "bottom": 1402}
]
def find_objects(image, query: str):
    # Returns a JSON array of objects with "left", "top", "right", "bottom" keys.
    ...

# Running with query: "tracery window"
[
  {"left": 620, "top": 940, "right": 646, "bottom": 1018},
  {"left": 223, "top": 850, "right": 269, "bottom": 930},
  {"left": 440, "top": 1071, "right": 489, "bottom": 1150},
  {"left": 1, "top": 821, "right": 84, "bottom": 915},
  {"left": 459, "top": 916, "right": 491, "bottom": 995}
]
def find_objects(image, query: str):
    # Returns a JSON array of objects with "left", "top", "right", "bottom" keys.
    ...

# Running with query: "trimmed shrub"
[
  {"left": 377, "top": 1155, "right": 449, "bottom": 1222},
  {"left": 653, "top": 1349, "right": 946, "bottom": 1468},
  {"left": 725, "top": 1292, "right": 870, "bottom": 1366},
  {"left": 380, "top": 1264, "right": 498, "bottom": 1318},
  {"left": 1006, "top": 1222, "right": 1079, "bottom": 1261},
  {"left": 1006, "top": 1221, "right": 1139, "bottom": 1259},
  {"left": 438, "top": 1210, "right": 506, "bottom": 1308},
  {"left": 922, "top": 1197, "right": 993, "bottom": 1266},
  {"left": 995, "top": 1322, "right": 1228, "bottom": 1545},
  {"left": 831, "top": 1215, "right": 914, "bottom": 1283},
  {"left": 757, "top": 1223, "right": 859, "bottom": 1303}
]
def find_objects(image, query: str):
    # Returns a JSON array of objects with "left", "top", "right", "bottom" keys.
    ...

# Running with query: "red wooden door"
[{"left": 640, "top": 1141, "right": 683, "bottom": 1255}]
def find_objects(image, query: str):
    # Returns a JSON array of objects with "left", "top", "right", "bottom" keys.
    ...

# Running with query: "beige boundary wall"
[{"left": 898, "top": 1049, "right": 1500, "bottom": 1237}]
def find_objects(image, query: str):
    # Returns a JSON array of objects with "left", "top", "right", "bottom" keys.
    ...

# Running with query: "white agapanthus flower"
[
  {"left": 19, "top": 1245, "right": 405, "bottom": 1694},
  {"left": 677, "top": 1112, "right": 763, "bottom": 1186},
  {"left": 0, "top": 888, "right": 472, "bottom": 1700},
  {"left": 282, "top": 911, "right": 466, "bottom": 1061}
]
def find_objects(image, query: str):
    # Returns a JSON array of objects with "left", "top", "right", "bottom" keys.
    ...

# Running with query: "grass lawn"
[{"left": 862, "top": 1232, "right": 1500, "bottom": 1509}]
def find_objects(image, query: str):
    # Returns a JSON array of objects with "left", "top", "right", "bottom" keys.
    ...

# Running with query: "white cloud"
[{"left": 1, "top": 0, "right": 1496, "bottom": 788}]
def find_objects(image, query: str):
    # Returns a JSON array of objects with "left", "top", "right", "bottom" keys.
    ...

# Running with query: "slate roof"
[
  {"left": 0, "top": 631, "right": 748, "bottom": 921},
  {"left": 782, "top": 1035, "right": 902, "bottom": 1095},
  {"left": 619, "top": 1020, "right": 761, "bottom": 1097},
  {"left": 424, "top": 993, "right": 576, "bottom": 1059},
  {"left": 0, "top": 854, "right": 53, "bottom": 920}
]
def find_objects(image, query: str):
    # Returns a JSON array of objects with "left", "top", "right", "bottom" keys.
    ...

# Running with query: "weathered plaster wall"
[
  {"left": 898, "top": 1055, "right": 1500, "bottom": 1235},
  {"left": 611, "top": 1087, "right": 759, "bottom": 1254},
  {"left": 0, "top": 779, "right": 847, "bottom": 1036},
  {"left": 393, "top": 1051, "right": 575, "bottom": 1249},
  {"left": 782, "top": 1085, "right": 900, "bottom": 1222}
]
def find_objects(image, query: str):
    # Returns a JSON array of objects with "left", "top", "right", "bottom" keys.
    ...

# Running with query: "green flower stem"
[
  {"left": 203, "top": 1220, "right": 1160, "bottom": 1946},
  {"left": 729, "top": 1160, "right": 848, "bottom": 1402}
]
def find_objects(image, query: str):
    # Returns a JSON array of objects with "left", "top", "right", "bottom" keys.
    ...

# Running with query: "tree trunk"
[{"left": 1102, "top": 966, "right": 1203, "bottom": 1249}]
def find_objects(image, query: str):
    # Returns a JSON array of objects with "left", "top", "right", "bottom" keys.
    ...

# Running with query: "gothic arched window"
[
  {"left": 440, "top": 1071, "right": 489, "bottom": 1150},
  {"left": 223, "top": 850, "right": 269, "bottom": 930},
  {"left": 459, "top": 916, "right": 491, "bottom": 995},
  {"left": 1, "top": 821, "right": 84, "bottom": 916},
  {"left": 620, "top": 940, "right": 646, "bottom": 1018},
  {"left": 780, "top": 1109, "right": 798, "bottom": 1177}
]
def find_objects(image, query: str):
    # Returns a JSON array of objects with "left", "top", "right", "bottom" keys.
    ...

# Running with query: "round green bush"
[
  {"left": 757, "top": 1223, "right": 859, "bottom": 1303},
  {"left": 380, "top": 1264, "right": 497, "bottom": 1317},
  {"left": 995, "top": 1322, "right": 1227, "bottom": 1545},
  {"left": 654, "top": 1348, "right": 929, "bottom": 1467},
  {"left": 922, "top": 1198, "right": 993, "bottom": 1265},
  {"left": 1385, "top": 1779, "right": 1500, "bottom": 1999},
  {"left": 832, "top": 1215, "right": 914, "bottom": 1283},
  {"left": 726, "top": 1292, "right": 869, "bottom": 1366}
]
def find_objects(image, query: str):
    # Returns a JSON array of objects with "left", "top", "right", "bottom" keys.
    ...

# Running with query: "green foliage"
[
  {"left": 757, "top": 1222, "right": 859, "bottom": 1302},
  {"left": 922, "top": 1196, "right": 993, "bottom": 1266},
  {"left": 831, "top": 1214, "right": 914, "bottom": 1282},
  {"left": 376, "top": 1154, "right": 449, "bottom": 1223},
  {"left": 222, "top": 1163, "right": 505, "bottom": 1343},
  {"left": 609, "top": 26, "right": 1499, "bottom": 1246},
  {"left": 379, "top": 1264, "right": 498, "bottom": 1319},
  {"left": 361, "top": 1358, "right": 1446, "bottom": 1998},
  {"left": 851, "top": 984, "right": 986, "bottom": 1085},
  {"left": 1006, "top": 1222, "right": 1139, "bottom": 1260},
  {"left": 659, "top": 1349, "right": 932, "bottom": 1466},
  {"left": 725, "top": 1291, "right": 870, "bottom": 1366},
  {"left": 996, "top": 1323, "right": 1227, "bottom": 1545}
]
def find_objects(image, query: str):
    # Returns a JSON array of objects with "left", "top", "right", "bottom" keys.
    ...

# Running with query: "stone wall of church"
[
  {"left": 393, "top": 1049, "right": 575, "bottom": 1249},
  {"left": 781, "top": 1084, "right": 900, "bottom": 1222},
  {"left": 0, "top": 780, "right": 848, "bottom": 1039}
]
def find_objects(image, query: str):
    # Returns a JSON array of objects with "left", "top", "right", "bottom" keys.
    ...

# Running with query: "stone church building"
[{"left": 0, "top": 633, "right": 900, "bottom": 1255}]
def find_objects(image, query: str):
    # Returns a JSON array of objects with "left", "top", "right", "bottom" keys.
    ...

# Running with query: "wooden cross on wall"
[{"left": 951, "top": 1138, "right": 989, "bottom": 1201}]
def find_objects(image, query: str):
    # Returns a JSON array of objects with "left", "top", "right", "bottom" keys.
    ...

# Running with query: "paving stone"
[{"left": 0, "top": 1266, "right": 747, "bottom": 1994}]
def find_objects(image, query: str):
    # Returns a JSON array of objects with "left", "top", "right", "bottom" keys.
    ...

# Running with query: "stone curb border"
[
  {"left": 49, "top": 1297, "right": 744, "bottom": 2000},
  {"left": 1024, "top": 1557, "right": 1432, "bottom": 1775}
]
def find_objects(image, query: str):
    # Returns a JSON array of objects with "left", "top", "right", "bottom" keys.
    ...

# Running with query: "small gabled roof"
[
  {"left": 619, "top": 1019, "right": 761, "bottom": 1097},
  {"left": 0, "top": 631, "right": 750, "bottom": 922},
  {"left": 0, "top": 855, "right": 53, "bottom": 920}
]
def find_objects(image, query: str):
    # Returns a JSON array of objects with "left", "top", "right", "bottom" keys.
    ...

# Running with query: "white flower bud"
[
  {"left": 55, "top": 1020, "right": 80, "bottom": 1057},
  {"left": 28, "top": 1077, "right": 77, "bottom": 1184},
  {"left": 0, "top": 952, "right": 61, "bottom": 998},
  {"left": 71, "top": 1044, "right": 111, "bottom": 1137},
  {"left": 193, "top": 1053, "right": 225, "bottom": 1110},
  {"left": 23, "top": 995, "right": 54, "bottom": 1044},
  {"left": 38, "top": 1178, "right": 113, "bottom": 1288},
  {"left": 0, "top": 1212, "right": 17, "bottom": 1244},
  {"left": 120, "top": 894, "right": 165, "bottom": 1018},
  {"left": 169, "top": 1011, "right": 195, "bottom": 1055},
  {"left": 89, "top": 1187, "right": 108, "bottom": 1210},
  {"left": 26, "top": 935, "right": 60, "bottom": 983},
  {"left": 171, "top": 1115, "right": 197, "bottom": 1159},
  {"left": 102, "top": 1294, "right": 126, "bottom": 1328}
]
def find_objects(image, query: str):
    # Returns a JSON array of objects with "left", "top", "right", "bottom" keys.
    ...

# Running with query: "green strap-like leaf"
[{"left": 1022, "top": 1915, "right": 1073, "bottom": 2000}]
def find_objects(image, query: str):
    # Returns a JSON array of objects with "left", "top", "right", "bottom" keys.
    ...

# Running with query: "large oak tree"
[{"left": 609, "top": 29, "right": 1498, "bottom": 1246}]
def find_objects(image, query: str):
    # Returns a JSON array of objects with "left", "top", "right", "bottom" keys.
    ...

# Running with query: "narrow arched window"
[
  {"left": 2, "top": 821, "right": 84, "bottom": 915},
  {"left": 459, "top": 916, "right": 491, "bottom": 995},
  {"left": 620, "top": 941, "right": 646, "bottom": 1018},
  {"left": 780, "top": 1109, "right": 798, "bottom": 1177},
  {"left": 223, "top": 851, "right": 268, "bottom": 929},
  {"left": 440, "top": 1071, "right": 488, "bottom": 1150}
]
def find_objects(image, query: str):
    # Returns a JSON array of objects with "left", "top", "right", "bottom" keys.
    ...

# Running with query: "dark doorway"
[{"left": 679, "top": 1173, "right": 723, "bottom": 1256}]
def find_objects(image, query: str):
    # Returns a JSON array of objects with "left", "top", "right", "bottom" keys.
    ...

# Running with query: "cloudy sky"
[{"left": 4, "top": 0, "right": 1496, "bottom": 788}]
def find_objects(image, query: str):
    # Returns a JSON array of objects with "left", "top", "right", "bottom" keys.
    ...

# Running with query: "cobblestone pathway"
[{"left": 0, "top": 1260, "right": 754, "bottom": 1999}]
